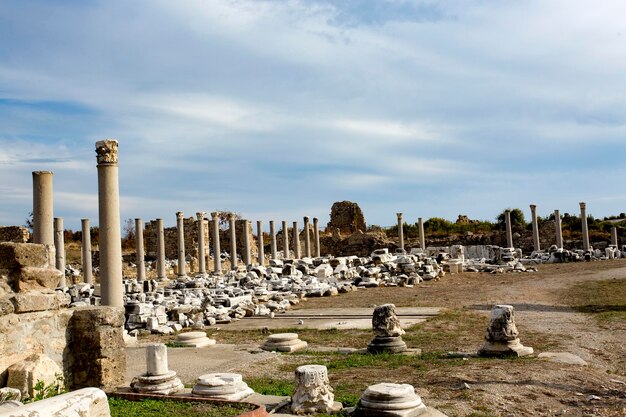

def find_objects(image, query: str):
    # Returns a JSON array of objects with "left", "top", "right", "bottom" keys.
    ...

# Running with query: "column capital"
[
  {"left": 32, "top": 170, "right": 53, "bottom": 176},
  {"left": 313, "top": 217, "right": 318, "bottom": 223},
  {"left": 530, "top": 204, "right": 536, "bottom": 211},
  {"left": 176, "top": 211, "right": 184, "bottom": 220},
  {"left": 196, "top": 211, "right": 205, "bottom": 220},
  {"left": 396, "top": 212, "right": 403, "bottom": 219},
  {"left": 95, "top": 139, "right": 119, "bottom": 165},
  {"left": 211, "top": 211, "right": 219, "bottom": 219},
  {"left": 579, "top": 202, "right": 586, "bottom": 210},
  {"left": 303, "top": 216, "right": 310, "bottom": 223}
]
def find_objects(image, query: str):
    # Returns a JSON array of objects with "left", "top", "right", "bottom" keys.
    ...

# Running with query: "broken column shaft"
[
  {"left": 269, "top": 220, "right": 277, "bottom": 259},
  {"left": 81, "top": 219, "right": 93, "bottom": 285},
  {"left": 257, "top": 220, "right": 264, "bottom": 266},
  {"left": 397, "top": 213, "right": 404, "bottom": 252},
  {"left": 313, "top": 217, "right": 320, "bottom": 257},
  {"left": 282, "top": 220, "right": 290, "bottom": 260},
  {"left": 211, "top": 212, "right": 222, "bottom": 274},
  {"left": 554, "top": 210, "right": 563, "bottom": 249},
  {"left": 196, "top": 212, "right": 206, "bottom": 275},
  {"left": 135, "top": 218, "right": 146, "bottom": 281},
  {"left": 580, "top": 202, "right": 590, "bottom": 252},
  {"left": 303, "top": 216, "right": 311, "bottom": 258},
  {"left": 530, "top": 204, "right": 540, "bottom": 252},
  {"left": 293, "top": 221, "right": 300, "bottom": 259},
  {"left": 54, "top": 217, "right": 66, "bottom": 287},
  {"left": 156, "top": 218, "right": 167, "bottom": 280},
  {"left": 229, "top": 214, "right": 238, "bottom": 270},
  {"left": 176, "top": 211, "right": 187, "bottom": 277}
]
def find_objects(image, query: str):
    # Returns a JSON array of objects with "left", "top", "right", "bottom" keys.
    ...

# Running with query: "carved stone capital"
[
  {"left": 95, "top": 140, "right": 118, "bottom": 165},
  {"left": 176, "top": 211, "right": 184, "bottom": 220}
]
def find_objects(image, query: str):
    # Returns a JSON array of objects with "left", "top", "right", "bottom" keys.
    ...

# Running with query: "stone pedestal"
[
  {"left": 368, "top": 304, "right": 407, "bottom": 354},
  {"left": 155, "top": 218, "right": 167, "bottom": 280},
  {"left": 291, "top": 365, "right": 341, "bottom": 415},
  {"left": 131, "top": 344, "right": 183, "bottom": 395},
  {"left": 356, "top": 383, "right": 428, "bottom": 417},
  {"left": 96, "top": 140, "right": 123, "bottom": 308},
  {"left": 313, "top": 217, "right": 320, "bottom": 257},
  {"left": 261, "top": 333, "right": 307, "bottom": 353},
  {"left": 211, "top": 212, "right": 222, "bottom": 274},
  {"left": 192, "top": 373, "right": 254, "bottom": 401},
  {"left": 397, "top": 213, "right": 404, "bottom": 251},
  {"left": 53, "top": 217, "right": 66, "bottom": 288},
  {"left": 175, "top": 331, "right": 216, "bottom": 348},
  {"left": 81, "top": 219, "right": 93, "bottom": 285},
  {"left": 135, "top": 218, "right": 146, "bottom": 281},
  {"left": 478, "top": 305, "right": 533, "bottom": 357}
]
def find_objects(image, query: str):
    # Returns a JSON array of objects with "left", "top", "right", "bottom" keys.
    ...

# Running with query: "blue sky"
[{"left": 1, "top": 0, "right": 625, "bottom": 231}]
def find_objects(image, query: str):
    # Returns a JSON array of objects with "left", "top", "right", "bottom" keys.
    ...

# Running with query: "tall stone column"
[
  {"left": 54, "top": 217, "right": 66, "bottom": 287},
  {"left": 418, "top": 217, "right": 425, "bottom": 250},
  {"left": 32, "top": 171, "right": 54, "bottom": 260},
  {"left": 530, "top": 204, "right": 540, "bottom": 252},
  {"left": 96, "top": 139, "right": 123, "bottom": 308},
  {"left": 303, "top": 216, "right": 311, "bottom": 258},
  {"left": 580, "top": 202, "right": 590, "bottom": 251},
  {"left": 611, "top": 227, "right": 618, "bottom": 247},
  {"left": 242, "top": 220, "right": 251, "bottom": 265},
  {"left": 81, "top": 219, "right": 93, "bottom": 284},
  {"left": 396, "top": 213, "right": 404, "bottom": 252},
  {"left": 282, "top": 221, "right": 290, "bottom": 259},
  {"left": 196, "top": 212, "right": 206, "bottom": 275},
  {"left": 313, "top": 217, "right": 320, "bottom": 257},
  {"left": 293, "top": 221, "right": 301, "bottom": 259},
  {"left": 257, "top": 220, "right": 264, "bottom": 266},
  {"left": 229, "top": 213, "right": 238, "bottom": 270},
  {"left": 269, "top": 220, "right": 277, "bottom": 259},
  {"left": 135, "top": 218, "right": 146, "bottom": 281},
  {"left": 176, "top": 211, "right": 187, "bottom": 277},
  {"left": 211, "top": 212, "right": 222, "bottom": 274},
  {"left": 156, "top": 218, "right": 167, "bottom": 280},
  {"left": 504, "top": 210, "right": 514, "bottom": 248},
  {"left": 554, "top": 210, "right": 563, "bottom": 249}
]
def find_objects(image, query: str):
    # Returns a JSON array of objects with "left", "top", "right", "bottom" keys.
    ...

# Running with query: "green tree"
[{"left": 496, "top": 208, "right": 526, "bottom": 229}]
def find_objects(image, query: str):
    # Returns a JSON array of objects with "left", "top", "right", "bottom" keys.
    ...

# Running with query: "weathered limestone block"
[
  {"left": 131, "top": 344, "right": 183, "bottom": 395},
  {"left": 0, "top": 243, "right": 60, "bottom": 292},
  {"left": 10, "top": 292, "right": 70, "bottom": 313},
  {"left": 355, "top": 383, "right": 447, "bottom": 417},
  {"left": 0, "top": 387, "right": 110, "bottom": 417},
  {"left": 7, "top": 354, "right": 63, "bottom": 400},
  {"left": 326, "top": 201, "right": 366, "bottom": 234},
  {"left": 0, "top": 227, "right": 29, "bottom": 244},
  {"left": 291, "top": 364, "right": 341, "bottom": 415},
  {"left": 67, "top": 307, "right": 126, "bottom": 390},
  {"left": 174, "top": 331, "right": 216, "bottom": 348},
  {"left": 192, "top": 373, "right": 254, "bottom": 401},
  {"left": 478, "top": 304, "right": 533, "bottom": 357},
  {"left": 261, "top": 333, "right": 308, "bottom": 353},
  {"left": 368, "top": 304, "right": 407, "bottom": 354}
]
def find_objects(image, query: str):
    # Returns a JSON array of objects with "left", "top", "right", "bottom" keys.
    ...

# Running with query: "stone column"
[
  {"left": 96, "top": 140, "right": 123, "bottom": 308},
  {"left": 418, "top": 217, "right": 425, "bottom": 250},
  {"left": 196, "top": 212, "right": 206, "bottom": 275},
  {"left": 530, "top": 204, "right": 540, "bottom": 252},
  {"left": 269, "top": 220, "right": 277, "bottom": 259},
  {"left": 81, "top": 219, "right": 93, "bottom": 285},
  {"left": 135, "top": 218, "right": 146, "bottom": 281},
  {"left": 396, "top": 213, "right": 404, "bottom": 252},
  {"left": 580, "top": 202, "right": 590, "bottom": 251},
  {"left": 156, "top": 218, "right": 167, "bottom": 280},
  {"left": 303, "top": 217, "right": 311, "bottom": 258},
  {"left": 32, "top": 171, "right": 54, "bottom": 260},
  {"left": 313, "top": 217, "right": 320, "bottom": 257},
  {"left": 176, "top": 211, "right": 187, "bottom": 277},
  {"left": 282, "top": 221, "right": 290, "bottom": 259},
  {"left": 611, "top": 226, "right": 618, "bottom": 247},
  {"left": 242, "top": 220, "right": 251, "bottom": 265},
  {"left": 211, "top": 212, "right": 222, "bottom": 274},
  {"left": 54, "top": 217, "right": 66, "bottom": 287},
  {"left": 504, "top": 209, "right": 513, "bottom": 248},
  {"left": 229, "top": 213, "right": 238, "bottom": 270},
  {"left": 293, "top": 221, "right": 301, "bottom": 259},
  {"left": 257, "top": 220, "right": 264, "bottom": 266},
  {"left": 554, "top": 210, "right": 563, "bottom": 249}
]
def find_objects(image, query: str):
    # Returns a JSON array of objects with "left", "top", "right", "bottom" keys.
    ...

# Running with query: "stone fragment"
[
  {"left": 7, "top": 354, "right": 63, "bottom": 400},
  {"left": 478, "top": 305, "right": 533, "bottom": 357},
  {"left": 192, "top": 373, "right": 254, "bottom": 401},
  {"left": 368, "top": 304, "right": 407, "bottom": 354},
  {"left": 131, "top": 344, "right": 183, "bottom": 395},
  {"left": 291, "top": 365, "right": 342, "bottom": 415},
  {"left": 174, "top": 331, "right": 216, "bottom": 348},
  {"left": 356, "top": 383, "right": 435, "bottom": 417},
  {"left": 261, "top": 333, "right": 308, "bottom": 353},
  {"left": 0, "top": 387, "right": 110, "bottom": 417}
]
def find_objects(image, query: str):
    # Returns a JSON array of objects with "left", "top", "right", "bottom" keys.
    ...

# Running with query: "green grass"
[
  {"left": 108, "top": 397, "right": 250, "bottom": 417},
  {"left": 246, "top": 377, "right": 293, "bottom": 396},
  {"left": 562, "top": 277, "right": 626, "bottom": 322}
]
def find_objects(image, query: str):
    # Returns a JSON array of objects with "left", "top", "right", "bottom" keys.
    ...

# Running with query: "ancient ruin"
[
  {"left": 478, "top": 304, "right": 533, "bottom": 357},
  {"left": 367, "top": 304, "right": 408, "bottom": 354},
  {"left": 290, "top": 364, "right": 342, "bottom": 415},
  {"left": 326, "top": 201, "right": 366, "bottom": 233},
  {"left": 130, "top": 344, "right": 183, "bottom": 395},
  {"left": 191, "top": 373, "right": 254, "bottom": 401}
]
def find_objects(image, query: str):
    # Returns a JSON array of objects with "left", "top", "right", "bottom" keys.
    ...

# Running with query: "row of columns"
[{"left": 395, "top": 213, "right": 426, "bottom": 252}]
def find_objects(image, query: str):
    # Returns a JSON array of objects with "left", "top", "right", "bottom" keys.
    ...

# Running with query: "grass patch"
[
  {"left": 562, "top": 277, "right": 626, "bottom": 322},
  {"left": 209, "top": 328, "right": 371, "bottom": 348},
  {"left": 108, "top": 397, "right": 250, "bottom": 417},
  {"left": 246, "top": 377, "right": 293, "bottom": 396}
]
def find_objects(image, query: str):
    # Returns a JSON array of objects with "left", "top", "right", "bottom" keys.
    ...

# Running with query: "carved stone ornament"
[{"left": 95, "top": 140, "right": 118, "bottom": 165}]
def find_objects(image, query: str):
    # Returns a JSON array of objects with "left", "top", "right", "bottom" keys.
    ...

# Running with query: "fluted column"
[
  {"left": 176, "top": 211, "right": 187, "bottom": 277},
  {"left": 211, "top": 212, "right": 222, "bottom": 274},
  {"left": 269, "top": 220, "right": 277, "bottom": 259},
  {"left": 313, "top": 217, "right": 320, "bottom": 257},
  {"left": 96, "top": 139, "right": 123, "bottom": 307},
  {"left": 530, "top": 205, "right": 540, "bottom": 252},
  {"left": 580, "top": 202, "right": 590, "bottom": 251},
  {"left": 282, "top": 221, "right": 290, "bottom": 259},
  {"left": 554, "top": 210, "right": 563, "bottom": 249},
  {"left": 196, "top": 212, "right": 206, "bottom": 275},
  {"left": 229, "top": 213, "right": 238, "bottom": 270},
  {"left": 504, "top": 210, "right": 513, "bottom": 248},
  {"left": 135, "top": 218, "right": 146, "bottom": 281},
  {"left": 293, "top": 221, "right": 301, "bottom": 259},
  {"left": 303, "top": 217, "right": 311, "bottom": 258},
  {"left": 257, "top": 220, "right": 264, "bottom": 266},
  {"left": 396, "top": 213, "right": 404, "bottom": 251},
  {"left": 81, "top": 219, "right": 93, "bottom": 284},
  {"left": 242, "top": 220, "right": 251, "bottom": 265},
  {"left": 156, "top": 218, "right": 167, "bottom": 280},
  {"left": 54, "top": 217, "right": 66, "bottom": 287}
]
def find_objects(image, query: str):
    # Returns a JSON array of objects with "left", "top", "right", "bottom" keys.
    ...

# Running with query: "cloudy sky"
[{"left": 1, "top": 0, "right": 625, "bottom": 231}]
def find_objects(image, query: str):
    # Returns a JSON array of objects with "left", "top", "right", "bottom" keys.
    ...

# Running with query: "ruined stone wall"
[
  {"left": 0, "top": 226, "right": 30, "bottom": 243},
  {"left": 326, "top": 201, "right": 366, "bottom": 234}
]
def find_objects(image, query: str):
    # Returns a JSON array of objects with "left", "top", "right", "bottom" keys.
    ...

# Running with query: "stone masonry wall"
[{"left": 0, "top": 226, "right": 30, "bottom": 243}]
